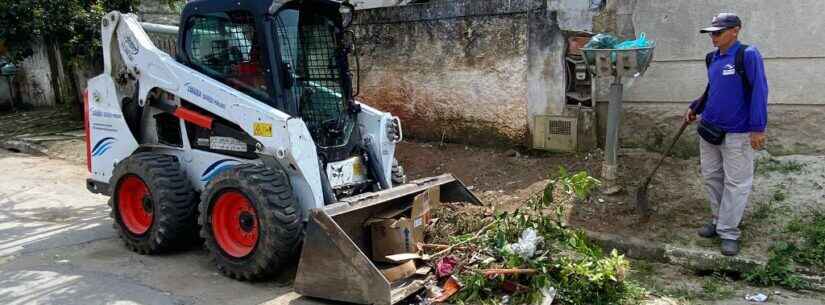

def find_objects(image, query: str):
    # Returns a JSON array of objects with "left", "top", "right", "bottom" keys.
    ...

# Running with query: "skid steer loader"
[{"left": 84, "top": 0, "right": 479, "bottom": 304}]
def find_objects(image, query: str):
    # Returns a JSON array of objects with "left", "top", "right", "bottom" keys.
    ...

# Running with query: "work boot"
[
  {"left": 721, "top": 239, "right": 740, "bottom": 256},
  {"left": 697, "top": 223, "right": 718, "bottom": 238}
]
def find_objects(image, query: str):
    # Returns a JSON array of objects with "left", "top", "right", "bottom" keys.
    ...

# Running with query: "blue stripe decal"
[
  {"left": 93, "top": 144, "right": 113, "bottom": 157},
  {"left": 201, "top": 159, "right": 237, "bottom": 177},
  {"left": 200, "top": 159, "right": 239, "bottom": 182},
  {"left": 92, "top": 137, "right": 116, "bottom": 154},
  {"left": 92, "top": 143, "right": 112, "bottom": 156},
  {"left": 201, "top": 164, "right": 234, "bottom": 182}
]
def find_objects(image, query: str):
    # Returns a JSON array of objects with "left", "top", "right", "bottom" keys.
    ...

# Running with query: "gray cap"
[{"left": 700, "top": 13, "right": 742, "bottom": 33}]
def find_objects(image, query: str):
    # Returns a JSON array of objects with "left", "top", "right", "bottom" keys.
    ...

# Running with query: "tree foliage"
[
  {"left": 0, "top": 0, "right": 177, "bottom": 64},
  {"left": 0, "top": 0, "right": 129, "bottom": 63}
]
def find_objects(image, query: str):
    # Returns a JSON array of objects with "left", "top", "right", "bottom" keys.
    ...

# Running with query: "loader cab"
[{"left": 178, "top": 0, "right": 360, "bottom": 151}]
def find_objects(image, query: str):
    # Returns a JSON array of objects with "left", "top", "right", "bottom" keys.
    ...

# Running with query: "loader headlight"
[{"left": 386, "top": 117, "right": 402, "bottom": 143}]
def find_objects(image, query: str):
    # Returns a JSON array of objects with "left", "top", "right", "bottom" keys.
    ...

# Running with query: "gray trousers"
[{"left": 699, "top": 133, "right": 755, "bottom": 240}]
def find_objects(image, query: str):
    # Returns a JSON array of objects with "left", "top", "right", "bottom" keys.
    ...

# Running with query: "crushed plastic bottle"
[
  {"left": 536, "top": 285, "right": 556, "bottom": 305},
  {"left": 745, "top": 292, "right": 768, "bottom": 302},
  {"left": 506, "top": 228, "right": 544, "bottom": 260}
]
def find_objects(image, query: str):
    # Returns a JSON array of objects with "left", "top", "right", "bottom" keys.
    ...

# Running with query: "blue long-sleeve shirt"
[{"left": 690, "top": 41, "right": 769, "bottom": 133}]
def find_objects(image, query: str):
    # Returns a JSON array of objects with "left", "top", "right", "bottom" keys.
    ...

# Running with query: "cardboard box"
[
  {"left": 381, "top": 260, "right": 417, "bottom": 283},
  {"left": 367, "top": 187, "right": 437, "bottom": 263}
]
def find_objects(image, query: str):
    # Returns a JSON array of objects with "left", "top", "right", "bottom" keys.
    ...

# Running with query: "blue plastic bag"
[
  {"left": 584, "top": 33, "right": 621, "bottom": 49},
  {"left": 615, "top": 32, "right": 652, "bottom": 49},
  {"left": 614, "top": 32, "right": 654, "bottom": 63}
]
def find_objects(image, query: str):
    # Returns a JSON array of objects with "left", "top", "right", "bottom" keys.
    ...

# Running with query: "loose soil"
[
  {"left": 397, "top": 141, "right": 825, "bottom": 266},
  {"left": 2, "top": 109, "right": 823, "bottom": 301},
  {"left": 2, "top": 107, "right": 821, "bottom": 263}
]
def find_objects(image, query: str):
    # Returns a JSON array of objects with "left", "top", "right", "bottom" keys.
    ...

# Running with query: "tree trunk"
[{"left": 45, "top": 40, "right": 67, "bottom": 105}]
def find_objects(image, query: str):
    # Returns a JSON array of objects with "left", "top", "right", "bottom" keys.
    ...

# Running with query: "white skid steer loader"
[{"left": 84, "top": 0, "right": 479, "bottom": 304}]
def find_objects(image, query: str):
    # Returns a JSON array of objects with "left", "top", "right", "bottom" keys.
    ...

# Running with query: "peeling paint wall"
[
  {"left": 526, "top": 9, "right": 565, "bottom": 126},
  {"left": 16, "top": 41, "right": 56, "bottom": 108},
  {"left": 353, "top": 0, "right": 546, "bottom": 146}
]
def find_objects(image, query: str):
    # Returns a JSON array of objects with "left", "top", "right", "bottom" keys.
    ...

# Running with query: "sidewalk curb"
[
  {"left": 1, "top": 139, "right": 49, "bottom": 156},
  {"left": 584, "top": 230, "right": 825, "bottom": 292}
]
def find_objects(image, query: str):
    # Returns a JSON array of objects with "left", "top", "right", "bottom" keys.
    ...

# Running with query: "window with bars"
[
  {"left": 275, "top": 8, "right": 353, "bottom": 148},
  {"left": 184, "top": 11, "right": 269, "bottom": 101}
]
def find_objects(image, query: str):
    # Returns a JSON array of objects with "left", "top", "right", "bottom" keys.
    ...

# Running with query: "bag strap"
[
  {"left": 694, "top": 51, "right": 715, "bottom": 114},
  {"left": 736, "top": 44, "right": 752, "bottom": 97},
  {"left": 705, "top": 51, "right": 714, "bottom": 69}
]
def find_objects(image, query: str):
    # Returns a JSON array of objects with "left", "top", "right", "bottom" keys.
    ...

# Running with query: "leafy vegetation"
[
  {"left": 451, "top": 167, "right": 645, "bottom": 305},
  {"left": 744, "top": 241, "right": 809, "bottom": 290},
  {"left": 556, "top": 166, "right": 601, "bottom": 201},
  {"left": 0, "top": 0, "right": 180, "bottom": 106},
  {"left": 700, "top": 274, "right": 736, "bottom": 300},
  {"left": 1, "top": 0, "right": 149, "bottom": 63},
  {"left": 755, "top": 157, "right": 806, "bottom": 175},
  {"left": 786, "top": 211, "right": 825, "bottom": 269}
]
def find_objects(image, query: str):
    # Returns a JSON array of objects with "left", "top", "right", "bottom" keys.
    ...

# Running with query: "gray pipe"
[
  {"left": 140, "top": 22, "right": 178, "bottom": 35},
  {"left": 604, "top": 79, "right": 624, "bottom": 173}
]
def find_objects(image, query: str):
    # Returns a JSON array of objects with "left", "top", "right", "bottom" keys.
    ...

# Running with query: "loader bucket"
[{"left": 294, "top": 174, "right": 480, "bottom": 305}]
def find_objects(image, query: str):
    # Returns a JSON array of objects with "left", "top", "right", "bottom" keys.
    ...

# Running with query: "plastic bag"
[
  {"left": 506, "top": 228, "right": 544, "bottom": 260},
  {"left": 535, "top": 285, "right": 556, "bottom": 305},
  {"left": 435, "top": 255, "right": 458, "bottom": 278},
  {"left": 584, "top": 33, "right": 620, "bottom": 49},
  {"left": 614, "top": 32, "right": 654, "bottom": 64},
  {"left": 614, "top": 32, "right": 651, "bottom": 49}
]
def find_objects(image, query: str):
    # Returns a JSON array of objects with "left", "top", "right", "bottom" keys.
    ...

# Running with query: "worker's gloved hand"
[
  {"left": 750, "top": 132, "right": 766, "bottom": 150},
  {"left": 684, "top": 108, "right": 698, "bottom": 124}
]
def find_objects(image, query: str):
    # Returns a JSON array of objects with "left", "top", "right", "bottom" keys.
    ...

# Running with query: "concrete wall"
[
  {"left": 602, "top": 0, "right": 825, "bottom": 155},
  {"left": 352, "top": 0, "right": 585, "bottom": 147},
  {"left": 353, "top": 0, "right": 544, "bottom": 146},
  {"left": 352, "top": 0, "right": 405, "bottom": 10},
  {"left": 139, "top": 1, "right": 181, "bottom": 25},
  {"left": 15, "top": 41, "right": 56, "bottom": 108}
]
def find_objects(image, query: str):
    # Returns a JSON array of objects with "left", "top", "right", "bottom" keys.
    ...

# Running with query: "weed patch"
[
  {"left": 700, "top": 274, "right": 736, "bottom": 300},
  {"left": 755, "top": 157, "right": 806, "bottom": 175},
  {"left": 790, "top": 211, "right": 825, "bottom": 269},
  {"left": 750, "top": 186, "right": 790, "bottom": 221},
  {"left": 744, "top": 242, "right": 809, "bottom": 290}
]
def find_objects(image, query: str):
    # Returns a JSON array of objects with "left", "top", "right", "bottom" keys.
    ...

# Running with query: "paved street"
[
  {"left": 1, "top": 148, "right": 823, "bottom": 305},
  {"left": 0, "top": 149, "right": 324, "bottom": 305}
]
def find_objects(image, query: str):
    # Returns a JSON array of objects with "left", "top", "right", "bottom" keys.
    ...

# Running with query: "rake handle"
[{"left": 642, "top": 120, "right": 690, "bottom": 187}]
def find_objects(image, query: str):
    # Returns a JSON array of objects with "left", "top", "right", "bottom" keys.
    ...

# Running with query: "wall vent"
[{"left": 532, "top": 115, "right": 578, "bottom": 152}]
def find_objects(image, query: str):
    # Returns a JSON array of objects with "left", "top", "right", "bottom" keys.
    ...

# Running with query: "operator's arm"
[
  {"left": 685, "top": 79, "right": 710, "bottom": 124},
  {"left": 745, "top": 47, "right": 769, "bottom": 133}
]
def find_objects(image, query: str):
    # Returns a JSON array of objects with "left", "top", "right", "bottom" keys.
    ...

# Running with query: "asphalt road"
[{"left": 0, "top": 149, "right": 327, "bottom": 305}]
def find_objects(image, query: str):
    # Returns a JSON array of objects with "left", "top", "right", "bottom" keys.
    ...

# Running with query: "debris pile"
[{"left": 379, "top": 171, "right": 645, "bottom": 305}]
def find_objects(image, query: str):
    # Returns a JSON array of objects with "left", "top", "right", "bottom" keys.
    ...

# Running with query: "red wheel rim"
[
  {"left": 117, "top": 175, "right": 153, "bottom": 235},
  {"left": 211, "top": 191, "right": 259, "bottom": 258}
]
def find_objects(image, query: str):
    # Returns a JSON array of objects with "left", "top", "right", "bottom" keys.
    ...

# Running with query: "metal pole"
[
  {"left": 140, "top": 22, "right": 179, "bottom": 35},
  {"left": 602, "top": 75, "right": 623, "bottom": 193}
]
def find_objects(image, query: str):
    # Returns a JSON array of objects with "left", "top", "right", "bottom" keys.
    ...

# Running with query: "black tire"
[
  {"left": 199, "top": 164, "right": 303, "bottom": 280},
  {"left": 391, "top": 158, "right": 407, "bottom": 186},
  {"left": 109, "top": 153, "right": 198, "bottom": 254}
]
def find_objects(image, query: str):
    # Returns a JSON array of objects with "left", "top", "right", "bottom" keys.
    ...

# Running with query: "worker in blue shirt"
[{"left": 684, "top": 13, "right": 769, "bottom": 256}]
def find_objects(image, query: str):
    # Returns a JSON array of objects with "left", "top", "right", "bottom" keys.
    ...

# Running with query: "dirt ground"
[
  {"left": 397, "top": 141, "right": 825, "bottom": 264},
  {"left": 2, "top": 108, "right": 823, "bottom": 304}
]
